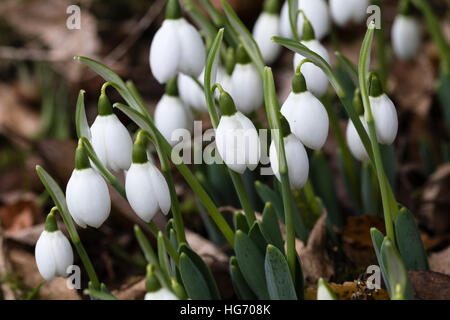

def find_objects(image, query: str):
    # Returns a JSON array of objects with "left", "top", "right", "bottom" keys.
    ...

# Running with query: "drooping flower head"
[
  {"left": 35, "top": 210, "right": 74, "bottom": 281},
  {"left": 391, "top": 0, "right": 421, "bottom": 60},
  {"left": 253, "top": 0, "right": 281, "bottom": 64},
  {"left": 346, "top": 89, "right": 369, "bottom": 162},
  {"left": 330, "top": 0, "right": 370, "bottom": 27},
  {"left": 149, "top": 0, "right": 206, "bottom": 84}
]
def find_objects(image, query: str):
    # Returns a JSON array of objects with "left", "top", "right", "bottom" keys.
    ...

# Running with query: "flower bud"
[
  {"left": 35, "top": 212, "right": 74, "bottom": 281},
  {"left": 144, "top": 265, "right": 178, "bottom": 300},
  {"left": 177, "top": 71, "right": 208, "bottom": 112},
  {"left": 391, "top": 6, "right": 421, "bottom": 60},
  {"left": 346, "top": 116, "right": 370, "bottom": 162},
  {"left": 253, "top": 0, "right": 281, "bottom": 64}
]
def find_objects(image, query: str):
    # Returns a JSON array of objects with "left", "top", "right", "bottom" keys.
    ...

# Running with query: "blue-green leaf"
[
  {"left": 179, "top": 252, "right": 212, "bottom": 300},
  {"left": 249, "top": 221, "right": 268, "bottom": 254},
  {"left": 361, "top": 161, "right": 381, "bottom": 216},
  {"left": 395, "top": 208, "right": 429, "bottom": 271},
  {"left": 261, "top": 202, "right": 284, "bottom": 252},
  {"left": 265, "top": 245, "right": 297, "bottom": 300},
  {"left": 75, "top": 90, "right": 91, "bottom": 140},
  {"left": 234, "top": 211, "right": 249, "bottom": 234},
  {"left": 229, "top": 257, "right": 257, "bottom": 300}
]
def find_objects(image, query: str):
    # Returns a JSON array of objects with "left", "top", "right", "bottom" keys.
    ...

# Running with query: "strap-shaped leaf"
[
  {"left": 179, "top": 252, "right": 212, "bottom": 300},
  {"left": 361, "top": 162, "right": 380, "bottom": 216},
  {"left": 221, "top": 0, "right": 265, "bottom": 76},
  {"left": 234, "top": 230, "right": 269, "bottom": 299},
  {"left": 157, "top": 232, "right": 172, "bottom": 283},
  {"left": 204, "top": 28, "right": 223, "bottom": 126},
  {"left": 380, "top": 237, "right": 414, "bottom": 300},
  {"left": 75, "top": 90, "right": 91, "bottom": 140},
  {"left": 288, "top": 0, "right": 299, "bottom": 40},
  {"left": 370, "top": 227, "right": 390, "bottom": 296},
  {"left": 265, "top": 245, "right": 297, "bottom": 300},
  {"left": 395, "top": 208, "right": 429, "bottom": 271},
  {"left": 229, "top": 257, "right": 257, "bottom": 300},
  {"left": 249, "top": 221, "right": 268, "bottom": 254},
  {"left": 178, "top": 244, "right": 221, "bottom": 300},
  {"left": 261, "top": 202, "right": 284, "bottom": 252},
  {"left": 316, "top": 278, "right": 337, "bottom": 300},
  {"left": 234, "top": 212, "right": 249, "bottom": 234}
]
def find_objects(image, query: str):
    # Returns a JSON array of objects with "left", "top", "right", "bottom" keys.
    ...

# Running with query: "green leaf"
[
  {"left": 380, "top": 237, "right": 414, "bottom": 300},
  {"left": 249, "top": 221, "right": 268, "bottom": 254},
  {"left": 380, "top": 144, "right": 397, "bottom": 190},
  {"left": 438, "top": 71, "right": 450, "bottom": 131},
  {"left": 261, "top": 202, "right": 284, "bottom": 252},
  {"left": 361, "top": 161, "right": 381, "bottom": 216},
  {"left": 370, "top": 228, "right": 390, "bottom": 296},
  {"left": 316, "top": 278, "right": 337, "bottom": 300},
  {"left": 83, "top": 288, "right": 117, "bottom": 300},
  {"left": 395, "top": 208, "right": 429, "bottom": 271},
  {"left": 335, "top": 51, "right": 358, "bottom": 85},
  {"left": 288, "top": 0, "right": 299, "bottom": 40},
  {"left": 184, "top": 0, "right": 219, "bottom": 42},
  {"left": 221, "top": 0, "right": 265, "bottom": 76},
  {"left": 264, "top": 245, "right": 297, "bottom": 300},
  {"left": 25, "top": 281, "right": 45, "bottom": 300},
  {"left": 178, "top": 253, "right": 212, "bottom": 300},
  {"left": 75, "top": 90, "right": 91, "bottom": 140},
  {"left": 234, "top": 230, "right": 269, "bottom": 299},
  {"left": 178, "top": 244, "right": 221, "bottom": 300},
  {"left": 229, "top": 257, "right": 257, "bottom": 300},
  {"left": 234, "top": 212, "right": 249, "bottom": 234},
  {"left": 157, "top": 232, "right": 172, "bottom": 282}
]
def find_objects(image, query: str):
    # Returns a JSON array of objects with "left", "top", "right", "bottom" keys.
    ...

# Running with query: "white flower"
[
  {"left": 317, "top": 278, "right": 337, "bottom": 300},
  {"left": 281, "top": 90, "right": 329, "bottom": 150},
  {"left": 150, "top": 18, "right": 205, "bottom": 83},
  {"left": 280, "top": 0, "right": 330, "bottom": 40},
  {"left": 66, "top": 167, "right": 111, "bottom": 228},
  {"left": 391, "top": 15, "right": 421, "bottom": 60},
  {"left": 253, "top": 12, "right": 281, "bottom": 64},
  {"left": 177, "top": 72, "right": 207, "bottom": 112},
  {"left": 330, "top": 0, "right": 369, "bottom": 27},
  {"left": 231, "top": 62, "right": 264, "bottom": 114},
  {"left": 216, "top": 111, "right": 261, "bottom": 174},
  {"left": 346, "top": 115, "right": 369, "bottom": 162},
  {"left": 35, "top": 229, "right": 73, "bottom": 281},
  {"left": 370, "top": 94, "right": 398, "bottom": 145},
  {"left": 90, "top": 113, "right": 133, "bottom": 172},
  {"left": 155, "top": 94, "right": 193, "bottom": 146},
  {"left": 145, "top": 288, "right": 179, "bottom": 300},
  {"left": 269, "top": 133, "right": 309, "bottom": 190},
  {"left": 293, "top": 40, "right": 330, "bottom": 97},
  {"left": 125, "top": 161, "right": 171, "bottom": 223},
  {"left": 216, "top": 67, "right": 233, "bottom": 96}
]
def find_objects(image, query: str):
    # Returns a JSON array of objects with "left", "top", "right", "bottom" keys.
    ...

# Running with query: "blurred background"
[{"left": 0, "top": 0, "right": 449, "bottom": 300}]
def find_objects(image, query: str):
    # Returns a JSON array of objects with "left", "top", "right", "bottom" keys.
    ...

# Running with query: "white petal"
[
  {"left": 279, "top": 2, "right": 293, "bottom": 38},
  {"left": 370, "top": 94, "right": 398, "bottom": 145},
  {"left": 125, "top": 163, "right": 159, "bottom": 222},
  {"left": 216, "top": 115, "right": 247, "bottom": 174},
  {"left": 145, "top": 288, "right": 179, "bottom": 300},
  {"left": 330, "top": 0, "right": 353, "bottom": 26},
  {"left": 50, "top": 231, "right": 74, "bottom": 277},
  {"left": 148, "top": 163, "right": 171, "bottom": 215},
  {"left": 35, "top": 231, "right": 56, "bottom": 281},
  {"left": 178, "top": 72, "right": 207, "bottom": 111},
  {"left": 281, "top": 91, "right": 329, "bottom": 150},
  {"left": 293, "top": 40, "right": 330, "bottom": 97},
  {"left": 298, "top": 0, "right": 330, "bottom": 40},
  {"left": 235, "top": 112, "right": 261, "bottom": 171},
  {"left": 350, "top": 0, "right": 370, "bottom": 23},
  {"left": 177, "top": 19, "right": 206, "bottom": 77},
  {"left": 105, "top": 114, "right": 133, "bottom": 171},
  {"left": 150, "top": 20, "right": 181, "bottom": 84},
  {"left": 391, "top": 15, "right": 421, "bottom": 60},
  {"left": 253, "top": 13, "right": 281, "bottom": 64},
  {"left": 231, "top": 64, "right": 264, "bottom": 114},
  {"left": 90, "top": 116, "right": 109, "bottom": 169},
  {"left": 66, "top": 168, "right": 111, "bottom": 228},
  {"left": 346, "top": 116, "right": 369, "bottom": 162},
  {"left": 155, "top": 95, "right": 193, "bottom": 146}
]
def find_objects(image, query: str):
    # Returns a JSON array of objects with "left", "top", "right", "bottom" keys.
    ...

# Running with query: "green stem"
[
  {"left": 303, "top": 180, "right": 321, "bottom": 218},
  {"left": 281, "top": 173, "right": 296, "bottom": 279},
  {"left": 204, "top": 29, "right": 257, "bottom": 226},
  {"left": 148, "top": 221, "right": 179, "bottom": 266}
]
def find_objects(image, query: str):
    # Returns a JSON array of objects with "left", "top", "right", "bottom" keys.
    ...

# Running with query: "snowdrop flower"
[
  {"left": 144, "top": 265, "right": 179, "bottom": 300},
  {"left": 292, "top": 18, "right": 330, "bottom": 97},
  {"left": 329, "top": 0, "right": 370, "bottom": 27},
  {"left": 317, "top": 278, "right": 337, "bottom": 300},
  {"left": 369, "top": 73, "right": 398, "bottom": 145},
  {"left": 346, "top": 89, "right": 369, "bottom": 162},
  {"left": 269, "top": 116, "right": 309, "bottom": 190},
  {"left": 215, "top": 88, "right": 261, "bottom": 174},
  {"left": 231, "top": 45, "right": 264, "bottom": 114},
  {"left": 281, "top": 72, "right": 329, "bottom": 150},
  {"left": 280, "top": 0, "right": 330, "bottom": 40},
  {"left": 35, "top": 211, "right": 74, "bottom": 281},
  {"left": 216, "top": 48, "right": 236, "bottom": 96},
  {"left": 66, "top": 141, "right": 111, "bottom": 228},
  {"left": 90, "top": 90, "right": 133, "bottom": 172},
  {"left": 125, "top": 135, "right": 171, "bottom": 222},
  {"left": 178, "top": 71, "right": 208, "bottom": 112},
  {"left": 391, "top": 1, "right": 421, "bottom": 60},
  {"left": 155, "top": 78, "right": 193, "bottom": 146},
  {"left": 149, "top": 0, "right": 205, "bottom": 83},
  {"left": 253, "top": 0, "right": 281, "bottom": 64}
]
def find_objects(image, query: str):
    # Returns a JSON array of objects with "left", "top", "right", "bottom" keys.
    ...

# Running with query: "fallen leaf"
[
  {"left": 0, "top": 199, "right": 40, "bottom": 234},
  {"left": 408, "top": 270, "right": 450, "bottom": 300},
  {"left": 429, "top": 246, "right": 450, "bottom": 276}
]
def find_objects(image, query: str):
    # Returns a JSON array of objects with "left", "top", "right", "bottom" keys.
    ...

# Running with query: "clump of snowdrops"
[{"left": 35, "top": 0, "right": 449, "bottom": 300}]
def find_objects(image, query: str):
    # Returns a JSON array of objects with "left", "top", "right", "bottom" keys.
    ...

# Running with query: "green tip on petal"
[
  {"left": 218, "top": 88, "right": 237, "bottom": 116},
  {"left": 132, "top": 137, "right": 148, "bottom": 164},
  {"left": 236, "top": 44, "right": 251, "bottom": 65},
  {"left": 44, "top": 211, "right": 58, "bottom": 232},
  {"left": 165, "top": 77, "right": 179, "bottom": 97},
  {"left": 352, "top": 88, "right": 364, "bottom": 116},
  {"left": 368, "top": 72, "right": 383, "bottom": 97},
  {"left": 225, "top": 47, "right": 236, "bottom": 75},
  {"left": 280, "top": 114, "right": 291, "bottom": 138},
  {"left": 263, "top": 0, "right": 280, "bottom": 14},
  {"left": 301, "top": 12, "right": 315, "bottom": 41},
  {"left": 98, "top": 92, "right": 113, "bottom": 116},
  {"left": 75, "top": 140, "right": 91, "bottom": 170},
  {"left": 146, "top": 264, "right": 161, "bottom": 293},
  {"left": 292, "top": 72, "right": 307, "bottom": 93},
  {"left": 166, "top": 0, "right": 182, "bottom": 20}
]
